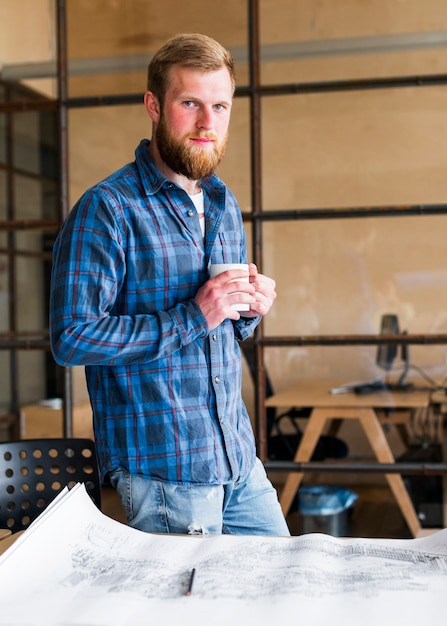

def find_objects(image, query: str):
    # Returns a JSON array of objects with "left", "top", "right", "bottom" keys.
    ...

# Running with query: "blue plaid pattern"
[{"left": 50, "top": 139, "right": 259, "bottom": 484}]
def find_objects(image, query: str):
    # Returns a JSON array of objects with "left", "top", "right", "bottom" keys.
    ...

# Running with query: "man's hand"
[
  {"left": 195, "top": 263, "right": 276, "bottom": 329},
  {"left": 195, "top": 266, "right": 255, "bottom": 329},
  {"left": 242, "top": 262, "right": 277, "bottom": 319}
]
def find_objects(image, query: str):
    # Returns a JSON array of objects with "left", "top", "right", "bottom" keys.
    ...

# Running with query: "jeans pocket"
[{"left": 108, "top": 466, "right": 132, "bottom": 522}]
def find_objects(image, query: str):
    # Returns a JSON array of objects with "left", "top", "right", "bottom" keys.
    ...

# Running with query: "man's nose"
[{"left": 196, "top": 106, "right": 213, "bottom": 130}]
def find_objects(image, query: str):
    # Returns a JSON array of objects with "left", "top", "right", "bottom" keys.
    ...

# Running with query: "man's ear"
[{"left": 144, "top": 91, "right": 160, "bottom": 123}]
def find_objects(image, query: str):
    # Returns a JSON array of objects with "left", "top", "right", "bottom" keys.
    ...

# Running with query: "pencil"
[{"left": 186, "top": 568, "right": 196, "bottom": 596}]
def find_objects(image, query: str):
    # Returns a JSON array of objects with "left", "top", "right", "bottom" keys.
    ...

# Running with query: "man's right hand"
[{"left": 194, "top": 268, "right": 256, "bottom": 329}]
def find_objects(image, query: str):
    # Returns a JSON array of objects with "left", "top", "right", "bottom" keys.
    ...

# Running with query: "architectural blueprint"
[{"left": 0, "top": 483, "right": 446, "bottom": 625}]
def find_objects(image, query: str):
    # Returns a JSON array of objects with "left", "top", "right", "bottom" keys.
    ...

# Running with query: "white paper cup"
[{"left": 209, "top": 263, "right": 250, "bottom": 311}]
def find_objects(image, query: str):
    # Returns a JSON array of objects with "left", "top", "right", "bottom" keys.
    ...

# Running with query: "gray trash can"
[{"left": 297, "top": 485, "right": 358, "bottom": 537}]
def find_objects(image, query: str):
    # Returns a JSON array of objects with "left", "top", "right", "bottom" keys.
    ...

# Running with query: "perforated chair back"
[{"left": 0, "top": 438, "right": 101, "bottom": 533}]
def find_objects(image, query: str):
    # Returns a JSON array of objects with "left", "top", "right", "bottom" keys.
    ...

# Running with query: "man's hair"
[{"left": 147, "top": 33, "right": 235, "bottom": 106}]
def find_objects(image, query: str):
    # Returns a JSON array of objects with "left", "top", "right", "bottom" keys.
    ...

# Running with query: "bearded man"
[{"left": 50, "top": 33, "right": 289, "bottom": 537}]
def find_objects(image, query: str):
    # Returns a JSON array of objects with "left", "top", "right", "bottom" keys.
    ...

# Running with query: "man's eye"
[
  {"left": 214, "top": 104, "right": 224, "bottom": 111},
  {"left": 183, "top": 100, "right": 196, "bottom": 108}
]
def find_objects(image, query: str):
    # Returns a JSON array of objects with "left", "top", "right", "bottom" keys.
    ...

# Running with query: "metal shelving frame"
[{"left": 1, "top": 2, "right": 447, "bottom": 491}]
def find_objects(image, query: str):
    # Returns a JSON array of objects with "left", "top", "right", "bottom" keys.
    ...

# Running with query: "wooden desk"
[
  {"left": 265, "top": 381, "right": 432, "bottom": 538},
  {"left": 0, "top": 530, "right": 20, "bottom": 556}
]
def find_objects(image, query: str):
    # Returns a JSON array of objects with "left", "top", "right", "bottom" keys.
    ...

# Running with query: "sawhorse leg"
[{"left": 279, "top": 407, "right": 422, "bottom": 537}]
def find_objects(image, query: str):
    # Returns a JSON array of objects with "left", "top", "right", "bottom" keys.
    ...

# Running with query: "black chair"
[
  {"left": 0, "top": 438, "right": 101, "bottom": 533},
  {"left": 242, "top": 344, "right": 348, "bottom": 461}
]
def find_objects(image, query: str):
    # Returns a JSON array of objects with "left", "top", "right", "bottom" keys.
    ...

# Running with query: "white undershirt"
[{"left": 188, "top": 190, "right": 205, "bottom": 237}]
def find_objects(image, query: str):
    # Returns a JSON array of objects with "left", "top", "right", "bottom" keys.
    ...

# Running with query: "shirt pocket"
[{"left": 213, "top": 230, "right": 245, "bottom": 265}]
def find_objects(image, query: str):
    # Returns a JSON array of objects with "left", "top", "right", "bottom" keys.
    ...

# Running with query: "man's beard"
[{"left": 156, "top": 115, "right": 228, "bottom": 180}]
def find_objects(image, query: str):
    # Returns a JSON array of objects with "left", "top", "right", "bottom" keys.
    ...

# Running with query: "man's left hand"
[{"left": 241, "top": 263, "right": 277, "bottom": 318}]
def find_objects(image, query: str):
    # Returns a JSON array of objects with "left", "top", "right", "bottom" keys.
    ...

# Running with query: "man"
[{"left": 50, "top": 33, "right": 289, "bottom": 536}]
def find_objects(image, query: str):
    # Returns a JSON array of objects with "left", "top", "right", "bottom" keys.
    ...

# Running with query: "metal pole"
[
  {"left": 56, "top": 0, "right": 73, "bottom": 437},
  {"left": 247, "top": 0, "right": 268, "bottom": 461},
  {"left": 265, "top": 460, "right": 447, "bottom": 476}
]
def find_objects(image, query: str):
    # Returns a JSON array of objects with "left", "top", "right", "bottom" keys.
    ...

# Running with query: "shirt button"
[
  {"left": 214, "top": 376, "right": 220, "bottom": 384},
  {"left": 212, "top": 334, "right": 217, "bottom": 341},
  {"left": 187, "top": 209, "right": 194, "bottom": 217}
]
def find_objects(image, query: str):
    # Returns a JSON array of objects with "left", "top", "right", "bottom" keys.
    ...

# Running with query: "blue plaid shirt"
[{"left": 50, "top": 139, "right": 260, "bottom": 485}]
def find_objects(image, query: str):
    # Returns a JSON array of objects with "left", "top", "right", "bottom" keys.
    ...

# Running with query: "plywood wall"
[{"left": 4, "top": 1, "right": 447, "bottom": 413}]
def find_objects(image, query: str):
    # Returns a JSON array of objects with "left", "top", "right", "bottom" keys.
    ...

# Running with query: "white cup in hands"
[{"left": 209, "top": 263, "right": 250, "bottom": 311}]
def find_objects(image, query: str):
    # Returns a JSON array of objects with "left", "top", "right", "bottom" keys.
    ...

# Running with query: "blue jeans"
[{"left": 108, "top": 458, "right": 290, "bottom": 536}]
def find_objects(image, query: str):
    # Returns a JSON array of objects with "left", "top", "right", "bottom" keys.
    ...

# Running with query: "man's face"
[{"left": 155, "top": 66, "right": 233, "bottom": 181}]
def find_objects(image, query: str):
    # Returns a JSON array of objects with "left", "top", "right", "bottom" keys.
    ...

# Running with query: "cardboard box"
[{"left": 20, "top": 401, "right": 94, "bottom": 440}]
